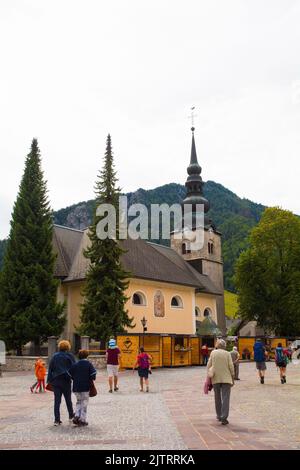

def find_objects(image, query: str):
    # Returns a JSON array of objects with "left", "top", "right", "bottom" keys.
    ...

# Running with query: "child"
[
  {"left": 31, "top": 358, "right": 46, "bottom": 393},
  {"left": 133, "top": 347, "right": 152, "bottom": 392},
  {"left": 68, "top": 349, "right": 97, "bottom": 426}
]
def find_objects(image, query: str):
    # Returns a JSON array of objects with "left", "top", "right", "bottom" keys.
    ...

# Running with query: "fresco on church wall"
[{"left": 154, "top": 290, "right": 165, "bottom": 317}]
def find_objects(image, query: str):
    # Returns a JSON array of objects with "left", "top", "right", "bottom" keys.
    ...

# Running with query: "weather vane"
[{"left": 188, "top": 106, "right": 197, "bottom": 130}]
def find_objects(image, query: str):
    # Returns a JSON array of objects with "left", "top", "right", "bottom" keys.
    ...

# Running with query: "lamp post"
[{"left": 141, "top": 316, "right": 147, "bottom": 348}]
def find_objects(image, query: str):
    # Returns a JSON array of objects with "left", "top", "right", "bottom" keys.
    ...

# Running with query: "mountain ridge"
[{"left": 0, "top": 181, "right": 266, "bottom": 291}]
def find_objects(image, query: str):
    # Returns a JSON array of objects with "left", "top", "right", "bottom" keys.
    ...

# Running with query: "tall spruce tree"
[
  {"left": 79, "top": 135, "right": 134, "bottom": 341},
  {"left": 0, "top": 139, "right": 65, "bottom": 355}
]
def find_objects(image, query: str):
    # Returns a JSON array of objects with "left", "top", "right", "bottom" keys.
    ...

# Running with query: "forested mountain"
[{"left": 0, "top": 181, "right": 265, "bottom": 291}]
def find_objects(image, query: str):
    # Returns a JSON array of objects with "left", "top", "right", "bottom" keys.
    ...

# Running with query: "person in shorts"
[
  {"left": 133, "top": 347, "right": 152, "bottom": 392},
  {"left": 106, "top": 338, "right": 121, "bottom": 393},
  {"left": 275, "top": 342, "right": 288, "bottom": 384},
  {"left": 253, "top": 338, "right": 267, "bottom": 384}
]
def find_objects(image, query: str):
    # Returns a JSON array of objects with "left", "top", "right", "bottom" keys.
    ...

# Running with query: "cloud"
[{"left": 0, "top": 0, "right": 299, "bottom": 238}]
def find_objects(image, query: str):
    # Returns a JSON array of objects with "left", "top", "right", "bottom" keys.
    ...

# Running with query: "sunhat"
[{"left": 108, "top": 339, "right": 116, "bottom": 348}]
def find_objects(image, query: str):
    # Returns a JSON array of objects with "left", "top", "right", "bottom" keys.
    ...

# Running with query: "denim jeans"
[
  {"left": 75, "top": 392, "right": 89, "bottom": 423},
  {"left": 52, "top": 375, "right": 74, "bottom": 422}
]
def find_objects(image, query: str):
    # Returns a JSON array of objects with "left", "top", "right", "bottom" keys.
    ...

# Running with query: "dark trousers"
[
  {"left": 52, "top": 376, "right": 74, "bottom": 422},
  {"left": 202, "top": 355, "right": 208, "bottom": 366},
  {"left": 213, "top": 383, "right": 231, "bottom": 420},
  {"left": 234, "top": 363, "right": 239, "bottom": 380}
]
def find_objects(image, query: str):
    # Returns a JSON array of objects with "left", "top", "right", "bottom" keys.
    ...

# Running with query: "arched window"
[
  {"left": 132, "top": 292, "right": 146, "bottom": 306},
  {"left": 171, "top": 295, "right": 183, "bottom": 308},
  {"left": 195, "top": 307, "right": 200, "bottom": 317},
  {"left": 208, "top": 241, "right": 214, "bottom": 254},
  {"left": 204, "top": 307, "right": 212, "bottom": 317},
  {"left": 182, "top": 243, "right": 187, "bottom": 254}
]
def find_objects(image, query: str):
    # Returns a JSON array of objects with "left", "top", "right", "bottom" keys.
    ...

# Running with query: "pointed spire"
[
  {"left": 190, "top": 127, "right": 199, "bottom": 165},
  {"left": 187, "top": 127, "right": 201, "bottom": 176},
  {"left": 182, "top": 126, "right": 210, "bottom": 219}
]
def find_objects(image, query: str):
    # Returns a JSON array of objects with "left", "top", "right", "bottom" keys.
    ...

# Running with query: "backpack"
[
  {"left": 253, "top": 343, "right": 265, "bottom": 362},
  {"left": 139, "top": 353, "right": 149, "bottom": 369},
  {"left": 276, "top": 347, "right": 287, "bottom": 365}
]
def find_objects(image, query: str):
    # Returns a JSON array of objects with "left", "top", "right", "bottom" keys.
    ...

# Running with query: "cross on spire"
[{"left": 188, "top": 106, "right": 197, "bottom": 131}]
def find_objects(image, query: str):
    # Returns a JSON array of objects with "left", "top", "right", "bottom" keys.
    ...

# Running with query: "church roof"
[
  {"left": 53, "top": 224, "right": 84, "bottom": 278},
  {"left": 53, "top": 225, "right": 222, "bottom": 295}
]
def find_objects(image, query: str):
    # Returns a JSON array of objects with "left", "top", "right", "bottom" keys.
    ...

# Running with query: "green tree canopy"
[
  {"left": 0, "top": 139, "right": 65, "bottom": 354},
  {"left": 79, "top": 135, "right": 134, "bottom": 342},
  {"left": 234, "top": 207, "right": 300, "bottom": 336}
]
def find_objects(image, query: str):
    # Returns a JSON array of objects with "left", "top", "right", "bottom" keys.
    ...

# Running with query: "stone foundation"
[
  {"left": 88, "top": 355, "right": 107, "bottom": 369},
  {"left": 1, "top": 355, "right": 107, "bottom": 372},
  {"left": 1, "top": 356, "right": 47, "bottom": 372}
]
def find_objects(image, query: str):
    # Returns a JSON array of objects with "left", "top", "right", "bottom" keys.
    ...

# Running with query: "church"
[{"left": 53, "top": 127, "right": 226, "bottom": 350}]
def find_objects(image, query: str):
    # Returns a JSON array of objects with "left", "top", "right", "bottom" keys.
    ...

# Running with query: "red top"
[
  {"left": 106, "top": 347, "right": 121, "bottom": 365},
  {"left": 201, "top": 346, "right": 209, "bottom": 356}
]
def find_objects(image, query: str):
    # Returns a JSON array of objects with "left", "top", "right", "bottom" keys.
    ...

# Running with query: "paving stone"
[{"left": 0, "top": 363, "right": 299, "bottom": 450}]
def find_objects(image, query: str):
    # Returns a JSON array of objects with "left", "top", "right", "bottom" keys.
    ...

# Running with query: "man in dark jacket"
[
  {"left": 68, "top": 349, "right": 96, "bottom": 426},
  {"left": 253, "top": 339, "right": 266, "bottom": 384},
  {"left": 47, "top": 340, "right": 76, "bottom": 425}
]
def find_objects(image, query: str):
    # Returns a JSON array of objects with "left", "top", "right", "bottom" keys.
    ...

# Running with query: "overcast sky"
[{"left": 0, "top": 0, "right": 300, "bottom": 239}]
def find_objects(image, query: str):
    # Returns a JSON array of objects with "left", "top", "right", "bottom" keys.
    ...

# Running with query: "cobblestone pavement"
[{"left": 0, "top": 362, "right": 299, "bottom": 450}]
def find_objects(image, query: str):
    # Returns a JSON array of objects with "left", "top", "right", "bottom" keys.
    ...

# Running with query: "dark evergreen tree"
[
  {"left": 79, "top": 135, "right": 134, "bottom": 341},
  {"left": 0, "top": 139, "right": 65, "bottom": 355}
]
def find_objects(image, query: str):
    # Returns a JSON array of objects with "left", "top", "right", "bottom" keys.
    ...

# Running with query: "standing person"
[
  {"left": 201, "top": 343, "right": 209, "bottom": 366},
  {"left": 275, "top": 342, "right": 288, "bottom": 384},
  {"left": 207, "top": 339, "right": 234, "bottom": 425},
  {"left": 230, "top": 346, "right": 240, "bottom": 380},
  {"left": 253, "top": 338, "right": 267, "bottom": 384},
  {"left": 68, "top": 349, "right": 97, "bottom": 426},
  {"left": 47, "top": 340, "right": 75, "bottom": 426},
  {"left": 133, "top": 347, "right": 152, "bottom": 392},
  {"left": 106, "top": 338, "right": 121, "bottom": 393}
]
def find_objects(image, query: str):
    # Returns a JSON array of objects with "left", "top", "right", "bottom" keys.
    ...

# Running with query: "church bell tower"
[{"left": 170, "top": 125, "right": 226, "bottom": 332}]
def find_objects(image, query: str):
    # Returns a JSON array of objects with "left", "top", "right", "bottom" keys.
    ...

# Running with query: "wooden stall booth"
[
  {"left": 190, "top": 336, "right": 216, "bottom": 365},
  {"left": 162, "top": 334, "right": 192, "bottom": 367},
  {"left": 238, "top": 336, "right": 255, "bottom": 360},
  {"left": 238, "top": 336, "right": 288, "bottom": 360},
  {"left": 117, "top": 333, "right": 195, "bottom": 368},
  {"left": 266, "top": 337, "right": 288, "bottom": 360},
  {"left": 116, "top": 333, "right": 163, "bottom": 369}
]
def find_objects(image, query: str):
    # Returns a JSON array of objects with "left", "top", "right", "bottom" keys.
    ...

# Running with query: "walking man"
[
  {"left": 253, "top": 338, "right": 267, "bottom": 384},
  {"left": 106, "top": 338, "right": 121, "bottom": 393},
  {"left": 230, "top": 346, "right": 240, "bottom": 380}
]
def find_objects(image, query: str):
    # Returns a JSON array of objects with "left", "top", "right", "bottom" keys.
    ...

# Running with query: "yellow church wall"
[
  {"left": 126, "top": 278, "right": 195, "bottom": 335},
  {"left": 63, "top": 277, "right": 198, "bottom": 338},
  {"left": 66, "top": 282, "right": 84, "bottom": 339},
  {"left": 195, "top": 294, "right": 217, "bottom": 323},
  {"left": 56, "top": 282, "right": 68, "bottom": 338}
]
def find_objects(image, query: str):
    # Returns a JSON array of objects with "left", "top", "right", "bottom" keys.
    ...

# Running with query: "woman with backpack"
[
  {"left": 133, "top": 347, "right": 152, "bottom": 392},
  {"left": 275, "top": 342, "right": 288, "bottom": 384}
]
